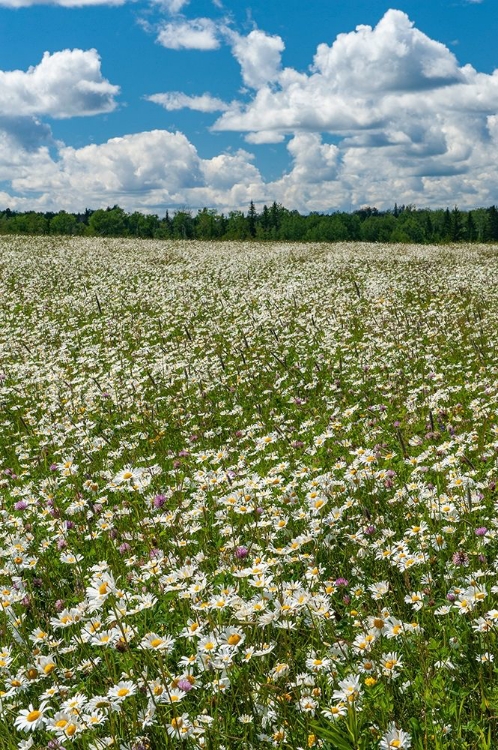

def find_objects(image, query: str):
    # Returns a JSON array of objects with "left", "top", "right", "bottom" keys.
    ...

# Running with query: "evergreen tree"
[
  {"left": 247, "top": 201, "right": 257, "bottom": 238},
  {"left": 172, "top": 211, "right": 194, "bottom": 239},
  {"left": 466, "top": 211, "right": 476, "bottom": 242},
  {"left": 442, "top": 208, "right": 452, "bottom": 242},
  {"left": 487, "top": 206, "right": 498, "bottom": 241},
  {"left": 450, "top": 206, "right": 463, "bottom": 242}
]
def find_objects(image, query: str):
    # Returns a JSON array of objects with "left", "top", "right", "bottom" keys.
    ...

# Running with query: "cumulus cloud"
[
  {"left": 207, "top": 8, "right": 498, "bottom": 210},
  {"left": 157, "top": 18, "right": 221, "bottom": 50},
  {"left": 146, "top": 92, "right": 228, "bottom": 112},
  {"left": 0, "top": 128, "right": 55, "bottom": 191},
  {"left": 0, "top": 0, "right": 125, "bottom": 7},
  {"left": 215, "top": 10, "right": 472, "bottom": 137},
  {"left": 0, "top": 116, "right": 53, "bottom": 151},
  {"left": 153, "top": 0, "right": 189, "bottom": 11},
  {"left": 312, "top": 9, "right": 463, "bottom": 92},
  {"left": 2, "top": 113, "right": 498, "bottom": 214},
  {"left": 200, "top": 149, "right": 261, "bottom": 191},
  {"left": 34, "top": 130, "right": 202, "bottom": 195},
  {"left": 286, "top": 133, "right": 339, "bottom": 183},
  {"left": 3, "top": 9, "right": 498, "bottom": 213},
  {"left": 3, "top": 129, "right": 265, "bottom": 212},
  {"left": 229, "top": 29, "right": 285, "bottom": 89},
  {"left": 0, "top": 49, "right": 119, "bottom": 118},
  {"left": 245, "top": 131, "right": 285, "bottom": 144}
]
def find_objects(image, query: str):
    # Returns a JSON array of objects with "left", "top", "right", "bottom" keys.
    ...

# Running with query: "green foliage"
[
  {"left": 2, "top": 202, "right": 498, "bottom": 242},
  {"left": 0, "top": 238, "right": 498, "bottom": 747}
]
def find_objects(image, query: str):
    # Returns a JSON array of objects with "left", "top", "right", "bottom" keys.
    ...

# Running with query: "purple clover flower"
[
  {"left": 177, "top": 679, "right": 194, "bottom": 692},
  {"left": 335, "top": 578, "right": 349, "bottom": 587},
  {"left": 153, "top": 494, "right": 167, "bottom": 508},
  {"left": 14, "top": 500, "right": 28, "bottom": 511},
  {"left": 452, "top": 550, "right": 469, "bottom": 566}
]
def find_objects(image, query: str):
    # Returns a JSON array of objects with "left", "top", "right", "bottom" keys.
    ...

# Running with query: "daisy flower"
[
  {"left": 48, "top": 711, "right": 82, "bottom": 737},
  {"left": 112, "top": 466, "right": 144, "bottom": 485},
  {"left": 107, "top": 680, "right": 136, "bottom": 702},
  {"left": 139, "top": 632, "right": 175, "bottom": 651},
  {"left": 332, "top": 675, "right": 361, "bottom": 704},
  {"left": 380, "top": 722, "right": 411, "bottom": 748},
  {"left": 14, "top": 701, "right": 50, "bottom": 732},
  {"left": 322, "top": 703, "right": 347, "bottom": 720},
  {"left": 167, "top": 713, "right": 194, "bottom": 739}
]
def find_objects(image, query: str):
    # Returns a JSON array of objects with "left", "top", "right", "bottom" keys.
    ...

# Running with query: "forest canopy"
[{"left": 1, "top": 202, "right": 498, "bottom": 243}]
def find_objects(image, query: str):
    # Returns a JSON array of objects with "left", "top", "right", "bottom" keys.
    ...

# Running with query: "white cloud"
[
  {"left": 286, "top": 133, "right": 339, "bottom": 183},
  {"left": 312, "top": 9, "right": 463, "bottom": 92},
  {"left": 2, "top": 114, "right": 498, "bottom": 214},
  {"left": 157, "top": 18, "right": 220, "bottom": 50},
  {"left": 152, "top": 0, "right": 189, "bottom": 11},
  {"left": 0, "top": 49, "right": 119, "bottom": 118},
  {"left": 0, "top": 116, "right": 53, "bottom": 151},
  {"left": 215, "top": 10, "right": 470, "bottom": 136},
  {"left": 0, "top": 128, "right": 54, "bottom": 185},
  {"left": 229, "top": 29, "right": 285, "bottom": 89},
  {"left": 3, "top": 129, "right": 265, "bottom": 212},
  {"left": 3, "top": 9, "right": 498, "bottom": 214},
  {"left": 200, "top": 149, "right": 261, "bottom": 191},
  {"left": 0, "top": 0, "right": 125, "bottom": 7},
  {"left": 31, "top": 130, "right": 202, "bottom": 195},
  {"left": 207, "top": 9, "right": 498, "bottom": 209},
  {"left": 146, "top": 92, "right": 228, "bottom": 112},
  {"left": 244, "top": 131, "right": 285, "bottom": 144}
]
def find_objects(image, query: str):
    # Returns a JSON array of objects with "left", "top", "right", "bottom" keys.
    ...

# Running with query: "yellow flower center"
[
  {"left": 27, "top": 710, "right": 41, "bottom": 723},
  {"left": 227, "top": 634, "right": 241, "bottom": 646},
  {"left": 117, "top": 687, "right": 130, "bottom": 697},
  {"left": 150, "top": 638, "right": 163, "bottom": 648}
]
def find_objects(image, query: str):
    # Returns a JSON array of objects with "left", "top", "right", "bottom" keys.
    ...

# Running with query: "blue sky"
[{"left": 0, "top": 0, "right": 496, "bottom": 214}]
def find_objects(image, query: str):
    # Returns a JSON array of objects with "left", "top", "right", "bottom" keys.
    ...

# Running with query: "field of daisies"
[{"left": 1, "top": 237, "right": 498, "bottom": 750}]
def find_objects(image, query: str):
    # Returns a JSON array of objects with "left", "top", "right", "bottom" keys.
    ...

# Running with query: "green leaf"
[{"left": 310, "top": 721, "right": 355, "bottom": 750}]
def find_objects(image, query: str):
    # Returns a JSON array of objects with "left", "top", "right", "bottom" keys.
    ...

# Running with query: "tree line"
[{"left": 1, "top": 202, "right": 498, "bottom": 243}]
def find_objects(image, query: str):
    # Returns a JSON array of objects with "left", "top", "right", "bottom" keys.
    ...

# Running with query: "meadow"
[{"left": 0, "top": 236, "right": 497, "bottom": 750}]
